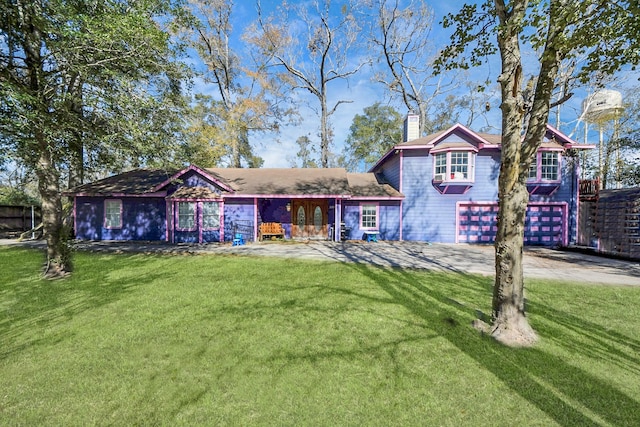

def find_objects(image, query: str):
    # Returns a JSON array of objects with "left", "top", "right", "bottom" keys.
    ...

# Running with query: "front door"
[{"left": 292, "top": 200, "right": 328, "bottom": 239}]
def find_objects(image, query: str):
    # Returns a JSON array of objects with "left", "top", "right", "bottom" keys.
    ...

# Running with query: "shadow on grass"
[
  {"left": 3, "top": 245, "right": 639, "bottom": 425},
  {"left": 528, "top": 299, "right": 640, "bottom": 375},
  {"left": 0, "top": 248, "right": 173, "bottom": 359},
  {"left": 339, "top": 258, "right": 640, "bottom": 427},
  {"left": 314, "top": 242, "right": 640, "bottom": 426}
]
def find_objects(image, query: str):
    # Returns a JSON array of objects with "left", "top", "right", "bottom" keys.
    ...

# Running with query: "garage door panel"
[{"left": 458, "top": 203, "right": 566, "bottom": 246}]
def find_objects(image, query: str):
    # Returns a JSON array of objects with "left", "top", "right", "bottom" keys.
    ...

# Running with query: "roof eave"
[
  {"left": 152, "top": 164, "right": 235, "bottom": 193},
  {"left": 73, "top": 191, "right": 168, "bottom": 198},
  {"left": 349, "top": 196, "right": 404, "bottom": 200},
  {"left": 565, "top": 143, "right": 596, "bottom": 150}
]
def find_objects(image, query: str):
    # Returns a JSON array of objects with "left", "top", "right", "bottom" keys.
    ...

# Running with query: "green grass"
[{"left": 1, "top": 246, "right": 639, "bottom": 426}]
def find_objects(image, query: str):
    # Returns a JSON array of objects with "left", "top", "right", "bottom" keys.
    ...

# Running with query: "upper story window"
[
  {"left": 360, "top": 203, "right": 378, "bottom": 230},
  {"left": 433, "top": 151, "right": 475, "bottom": 182},
  {"left": 177, "top": 201, "right": 196, "bottom": 230},
  {"left": 104, "top": 199, "right": 122, "bottom": 229},
  {"left": 528, "top": 151, "right": 560, "bottom": 182}
]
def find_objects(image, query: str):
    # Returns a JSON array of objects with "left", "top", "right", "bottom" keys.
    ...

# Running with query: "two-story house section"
[{"left": 370, "top": 114, "right": 594, "bottom": 246}]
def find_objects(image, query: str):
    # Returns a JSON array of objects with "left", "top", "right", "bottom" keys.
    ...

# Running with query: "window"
[
  {"left": 435, "top": 153, "right": 447, "bottom": 176},
  {"left": 541, "top": 152, "right": 559, "bottom": 181},
  {"left": 528, "top": 159, "right": 537, "bottom": 180},
  {"left": 313, "top": 206, "right": 323, "bottom": 232},
  {"left": 528, "top": 152, "right": 560, "bottom": 182},
  {"left": 177, "top": 202, "right": 196, "bottom": 230},
  {"left": 361, "top": 204, "right": 378, "bottom": 230},
  {"left": 104, "top": 199, "right": 122, "bottom": 229},
  {"left": 202, "top": 202, "right": 220, "bottom": 230},
  {"left": 433, "top": 151, "right": 474, "bottom": 182},
  {"left": 450, "top": 152, "right": 469, "bottom": 179}
]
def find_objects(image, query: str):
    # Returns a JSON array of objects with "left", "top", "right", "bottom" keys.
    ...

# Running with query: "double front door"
[{"left": 292, "top": 200, "right": 328, "bottom": 239}]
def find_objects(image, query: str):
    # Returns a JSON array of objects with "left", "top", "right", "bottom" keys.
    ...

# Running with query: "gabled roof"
[
  {"left": 397, "top": 123, "right": 501, "bottom": 148},
  {"left": 152, "top": 164, "right": 234, "bottom": 193},
  {"left": 370, "top": 122, "right": 593, "bottom": 172},
  {"left": 70, "top": 168, "right": 178, "bottom": 195},
  {"left": 207, "top": 167, "right": 351, "bottom": 196},
  {"left": 347, "top": 173, "right": 403, "bottom": 198},
  {"left": 71, "top": 166, "right": 403, "bottom": 200},
  {"left": 544, "top": 124, "right": 595, "bottom": 150}
]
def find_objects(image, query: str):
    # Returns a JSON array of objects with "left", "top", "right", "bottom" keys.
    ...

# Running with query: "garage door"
[{"left": 457, "top": 203, "right": 567, "bottom": 246}]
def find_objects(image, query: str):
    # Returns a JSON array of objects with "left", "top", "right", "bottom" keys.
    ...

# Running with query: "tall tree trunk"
[
  {"left": 21, "top": 0, "right": 72, "bottom": 277},
  {"left": 36, "top": 132, "right": 72, "bottom": 278},
  {"left": 231, "top": 127, "right": 241, "bottom": 168},
  {"left": 490, "top": 0, "right": 537, "bottom": 346},
  {"left": 320, "top": 92, "right": 329, "bottom": 168},
  {"left": 493, "top": 181, "right": 536, "bottom": 345},
  {"left": 491, "top": 0, "right": 562, "bottom": 346}
]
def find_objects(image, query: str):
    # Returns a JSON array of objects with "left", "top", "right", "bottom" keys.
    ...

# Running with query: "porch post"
[
  {"left": 198, "top": 202, "right": 203, "bottom": 244},
  {"left": 254, "top": 197, "right": 258, "bottom": 242},
  {"left": 219, "top": 201, "right": 225, "bottom": 243},
  {"left": 335, "top": 199, "right": 341, "bottom": 241}
]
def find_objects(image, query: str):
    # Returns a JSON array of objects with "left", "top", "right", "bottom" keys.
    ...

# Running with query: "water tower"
[{"left": 582, "top": 90, "right": 624, "bottom": 188}]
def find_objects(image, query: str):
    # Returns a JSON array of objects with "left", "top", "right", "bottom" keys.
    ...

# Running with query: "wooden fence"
[
  {"left": 0, "top": 205, "right": 42, "bottom": 235},
  {"left": 578, "top": 187, "right": 640, "bottom": 260}
]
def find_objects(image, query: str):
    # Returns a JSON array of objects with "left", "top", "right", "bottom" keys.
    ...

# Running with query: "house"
[
  {"left": 71, "top": 166, "right": 403, "bottom": 243},
  {"left": 372, "top": 115, "right": 594, "bottom": 245},
  {"left": 70, "top": 115, "right": 593, "bottom": 245}
]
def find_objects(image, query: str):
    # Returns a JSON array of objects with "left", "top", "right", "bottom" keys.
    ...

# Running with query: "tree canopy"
[
  {"left": 0, "top": 0, "right": 188, "bottom": 276},
  {"left": 344, "top": 103, "right": 402, "bottom": 171}
]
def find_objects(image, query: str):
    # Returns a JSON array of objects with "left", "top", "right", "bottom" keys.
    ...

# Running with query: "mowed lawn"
[{"left": 1, "top": 246, "right": 639, "bottom": 426}]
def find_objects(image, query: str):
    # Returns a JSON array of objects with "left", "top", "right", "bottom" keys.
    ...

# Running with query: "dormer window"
[
  {"left": 433, "top": 151, "right": 475, "bottom": 182},
  {"left": 528, "top": 151, "right": 560, "bottom": 182}
]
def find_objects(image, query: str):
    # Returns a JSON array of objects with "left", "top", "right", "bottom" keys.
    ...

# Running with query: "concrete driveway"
[{"left": 4, "top": 239, "right": 639, "bottom": 286}]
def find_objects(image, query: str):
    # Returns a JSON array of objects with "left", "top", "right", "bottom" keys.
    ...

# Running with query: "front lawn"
[{"left": 1, "top": 246, "right": 639, "bottom": 425}]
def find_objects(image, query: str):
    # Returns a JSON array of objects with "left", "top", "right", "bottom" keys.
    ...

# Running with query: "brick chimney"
[{"left": 403, "top": 113, "right": 419, "bottom": 142}]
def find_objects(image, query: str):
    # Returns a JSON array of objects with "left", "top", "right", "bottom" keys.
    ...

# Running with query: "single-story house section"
[
  {"left": 71, "top": 165, "right": 403, "bottom": 244},
  {"left": 70, "top": 117, "right": 594, "bottom": 246}
]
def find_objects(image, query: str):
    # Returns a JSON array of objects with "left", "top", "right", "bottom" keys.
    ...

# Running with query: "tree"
[
  {"left": 368, "top": 0, "right": 493, "bottom": 135},
  {"left": 179, "top": 0, "right": 288, "bottom": 168},
  {"left": 344, "top": 103, "right": 402, "bottom": 171},
  {"left": 0, "top": 0, "right": 186, "bottom": 277},
  {"left": 250, "top": 0, "right": 366, "bottom": 168},
  {"left": 289, "top": 135, "right": 320, "bottom": 168},
  {"left": 0, "top": 164, "right": 39, "bottom": 206},
  {"left": 440, "top": 0, "right": 640, "bottom": 346}
]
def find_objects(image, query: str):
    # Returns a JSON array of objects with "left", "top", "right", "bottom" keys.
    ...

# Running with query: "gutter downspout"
[{"left": 399, "top": 150, "right": 404, "bottom": 241}]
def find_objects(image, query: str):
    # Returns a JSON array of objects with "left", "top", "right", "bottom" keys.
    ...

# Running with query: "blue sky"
[
  {"left": 188, "top": 0, "right": 638, "bottom": 169},
  {"left": 185, "top": 0, "right": 493, "bottom": 168}
]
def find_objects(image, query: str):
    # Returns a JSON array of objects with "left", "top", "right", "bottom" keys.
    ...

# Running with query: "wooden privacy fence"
[
  {"left": 0, "top": 205, "right": 42, "bottom": 234},
  {"left": 578, "top": 187, "right": 640, "bottom": 260}
]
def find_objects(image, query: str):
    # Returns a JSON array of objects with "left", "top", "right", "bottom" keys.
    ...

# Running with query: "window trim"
[
  {"left": 360, "top": 202, "right": 379, "bottom": 231},
  {"left": 176, "top": 201, "right": 197, "bottom": 231},
  {"left": 527, "top": 150, "right": 562, "bottom": 183},
  {"left": 432, "top": 150, "right": 476, "bottom": 183},
  {"left": 202, "top": 201, "right": 220, "bottom": 231},
  {"left": 104, "top": 199, "right": 123, "bottom": 229}
]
